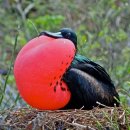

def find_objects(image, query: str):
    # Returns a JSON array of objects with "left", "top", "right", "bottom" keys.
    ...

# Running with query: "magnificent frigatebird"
[
  {"left": 40, "top": 28, "right": 120, "bottom": 110},
  {"left": 14, "top": 28, "right": 119, "bottom": 110}
]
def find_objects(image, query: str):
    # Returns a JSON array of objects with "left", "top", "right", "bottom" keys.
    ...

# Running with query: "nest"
[{"left": 0, "top": 106, "right": 130, "bottom": 130}]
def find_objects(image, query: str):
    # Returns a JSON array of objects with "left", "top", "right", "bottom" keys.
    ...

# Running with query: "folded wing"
[{"left": 63, "top": 55, "right": 119, "bottom": 109}]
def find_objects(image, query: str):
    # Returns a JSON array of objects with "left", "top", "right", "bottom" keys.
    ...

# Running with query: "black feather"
[
  {"left": 63, "top": 68, "right": 119, "bottom": 110},
  {"left": 71, "top": 54, "right": 113, "bottom": 85}
]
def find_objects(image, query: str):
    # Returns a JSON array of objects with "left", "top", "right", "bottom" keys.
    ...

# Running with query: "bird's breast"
[{"left": 14, "top": 36, "right": 76, "bottom": 110}]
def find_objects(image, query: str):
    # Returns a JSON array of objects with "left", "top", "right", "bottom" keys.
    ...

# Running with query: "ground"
[{"left": 0, "top": 106, "right": 130, "bottom": 130}]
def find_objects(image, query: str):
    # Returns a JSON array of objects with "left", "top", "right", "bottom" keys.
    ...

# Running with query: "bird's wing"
[
  {"left": 63, "top": 68, "right": 119, "bottom": 109},
  {"left": 71, "top": 54, "right": 113, "bottom": 85}
]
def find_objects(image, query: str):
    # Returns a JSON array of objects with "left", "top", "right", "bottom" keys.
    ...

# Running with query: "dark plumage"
[
  {"left": 40, "top": 28, "right": 120, "bottom": 110},
  {"left": 63, "top": 54, "right": 119, "bottom": 109}
]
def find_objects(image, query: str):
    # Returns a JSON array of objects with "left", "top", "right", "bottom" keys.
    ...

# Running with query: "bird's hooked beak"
[{"left": 39, "top": 31, "right": 63, "bottom": 38}]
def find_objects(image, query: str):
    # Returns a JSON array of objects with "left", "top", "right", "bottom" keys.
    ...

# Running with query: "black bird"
[{"left": 40, "top": 28, "right": 120, "bottom": 110}]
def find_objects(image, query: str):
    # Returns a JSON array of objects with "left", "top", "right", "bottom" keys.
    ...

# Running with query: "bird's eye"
[{"left": 66, "top": 33, "right": 71, "bottom": 38}]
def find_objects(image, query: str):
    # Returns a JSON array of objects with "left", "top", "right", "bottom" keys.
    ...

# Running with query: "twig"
[
  {"left": 16, "top": 2, "right": 26, "bottom": 21},
  {"left": 80, "top": 106, "right": 84, "bottom": 110},
  {"left": 87, "top": 126, "right": 97, "bottom": 130},
  {"left": 119, "top": 110, "right": 125, "bottom": 125},
  {"left": 72, "top": 122, "right": 87, "bottom": 128},
  {"left": 96, "top": 101, "right": 111, "bottom": 108},
  {"left": 24, "top": 3, "right": 34, "bottom": 16}
]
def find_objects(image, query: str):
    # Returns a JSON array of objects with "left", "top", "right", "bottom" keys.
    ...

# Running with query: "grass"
[
  {"left": 27, "top": 19, "right": 40, "bottom": 36},
  {"left": 0, "top": 34, "right": 18, "bottom": 106}
]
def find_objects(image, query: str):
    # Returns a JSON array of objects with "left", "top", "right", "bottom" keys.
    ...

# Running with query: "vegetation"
[{"left": 0, "top": 0, "right": 130, "bottom": 129}]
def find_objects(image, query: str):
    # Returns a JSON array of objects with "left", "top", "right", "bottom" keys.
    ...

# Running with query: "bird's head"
[{"left": 40, "top": 28, "right": 77, "bottom": 49}]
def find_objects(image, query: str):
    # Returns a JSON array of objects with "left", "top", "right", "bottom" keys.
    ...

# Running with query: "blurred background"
[{"left": 0, "top": 0, "right": 130, "bottom": 110}]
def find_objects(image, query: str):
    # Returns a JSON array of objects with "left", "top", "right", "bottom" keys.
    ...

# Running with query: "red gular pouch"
[{"left": 14, "top": 35, "right": 76, "bottom": 110}]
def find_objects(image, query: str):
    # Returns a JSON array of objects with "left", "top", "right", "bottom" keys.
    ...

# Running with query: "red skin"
[{"left": 14, "top": 36, "right": 76, "bottom": 110}]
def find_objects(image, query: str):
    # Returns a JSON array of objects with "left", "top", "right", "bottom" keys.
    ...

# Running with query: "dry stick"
[
  {"left": 80, "top": 106, "right": 84, "bottom": 110},
  {"left": 119, "top": 110, "right": 126, "bottom": 125},
  {"left": 57, "top": 118, "right": 87, "bottom": 129},
  {"left": 87, "top": 126, "right": 97, "bottom": 130},
  {"left": 122, "top": 112, "right": 126, "bottom": 125},
  {"left": 119, "top": 110, "right": 125, "bottom": 119},
  {"left": 72, "top": 122, "right": 87, "bottom": 129},
  {"left": 96, "top": 101, "right": 111, "bottom": 108},
  {"left": 110, "top": 108, "right": 114, "bottom": 121}
]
